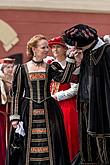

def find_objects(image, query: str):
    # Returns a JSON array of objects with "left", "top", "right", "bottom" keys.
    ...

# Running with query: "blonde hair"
[{"left": 26, "top": 34, "right": 47, "bottom": 59}]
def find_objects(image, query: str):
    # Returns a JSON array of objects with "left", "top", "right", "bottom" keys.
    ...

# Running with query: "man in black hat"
[{"left": 62, "top": 24, "right": 110, "bottom": 165}]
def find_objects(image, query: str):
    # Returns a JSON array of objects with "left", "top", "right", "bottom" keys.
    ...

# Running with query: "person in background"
[
  {"left": 0, "top": 58, "right": 15, "bottom": 165},
  {"left": 44, "top": 55, "right": 55, "bottom": 63},
  {"left": 48, "top": 36, "right": 80, "bottom": 162},
  {"left": 103, "top": 34, "right": 110, "bottom": 44},
  {"left": 62, "top": 24, "right": 110, "bottom": 165},
  {"left": 6, "top": 34, "right": 77, "bottom": 165}
]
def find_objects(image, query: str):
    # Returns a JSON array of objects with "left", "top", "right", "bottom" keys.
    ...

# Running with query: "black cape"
[{"left": 78, "top": 44, "right": 110, "bottom": 136}]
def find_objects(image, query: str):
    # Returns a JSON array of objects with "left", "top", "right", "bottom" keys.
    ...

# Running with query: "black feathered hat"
[{"left": 62, "top": 24, "right": 98, "bottom": 47}]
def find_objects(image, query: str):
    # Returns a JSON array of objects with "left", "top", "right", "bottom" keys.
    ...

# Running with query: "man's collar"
[{"left": 92, "top": 37, "right": 105, "bottom": 51}]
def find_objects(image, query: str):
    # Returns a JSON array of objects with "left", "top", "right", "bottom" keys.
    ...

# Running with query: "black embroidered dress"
[{"left": 7, "top": 61, "right": 75, "bottom": 165}]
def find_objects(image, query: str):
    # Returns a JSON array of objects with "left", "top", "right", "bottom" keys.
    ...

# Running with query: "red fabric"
[
  {"left": 47, "top": 59, "right": 54, "bottom": 64},
  {"left": 70, "top": 74, "right": 79, "bottom": 83},
  {"left": 48, "top": 36, "right": 67, "bottom": 48},
  {"left": 0, "top": 105, "right": 6, "bottom": 165},
  {"left": 58, "top": 83, "right": 70, "bottom": 91},
  {"left": 51, "top": 82, "right": 80, "bottom": 161}
]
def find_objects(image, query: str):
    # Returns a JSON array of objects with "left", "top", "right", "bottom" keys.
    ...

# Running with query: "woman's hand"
[
  {"left": 52, "top": 95, "right": 57, "bottom": 100},
  {"left": 11, "top": 120, "right": 19, "bottom": 128}
]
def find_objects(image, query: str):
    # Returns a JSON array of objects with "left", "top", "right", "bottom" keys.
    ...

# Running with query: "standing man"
[{"left": 62, "top": 24, "right": 110, "bottom": 165}]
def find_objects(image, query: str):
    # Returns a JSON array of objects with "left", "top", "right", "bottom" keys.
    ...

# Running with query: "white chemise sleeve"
[{"left": 54, "top": 83, "right": 79, "bottom": 101}]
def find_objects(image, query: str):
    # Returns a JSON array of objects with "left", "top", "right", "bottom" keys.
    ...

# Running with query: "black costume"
[
  {"left": 63, "top": 24, "right": 110, "bottom": 165},
  {"left": 78, "top": 42, "right": 110, "bottom": 165},
  {"left": 6, "top": 61, "right": 75, "bottom": 165}
]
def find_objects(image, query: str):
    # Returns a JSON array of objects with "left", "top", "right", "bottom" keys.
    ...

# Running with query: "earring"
[{"left": 33, "top": 51, "right": 36, "bottom": 57}]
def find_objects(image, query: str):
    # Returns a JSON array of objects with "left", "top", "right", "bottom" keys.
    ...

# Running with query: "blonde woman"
[{"left": 7, "top": 34, "right": 77, "bottom": 165}]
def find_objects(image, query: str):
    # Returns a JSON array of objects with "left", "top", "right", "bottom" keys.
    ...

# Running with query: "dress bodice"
[{"left": 29, "top": 72, "right": 51, "bottom": 103}]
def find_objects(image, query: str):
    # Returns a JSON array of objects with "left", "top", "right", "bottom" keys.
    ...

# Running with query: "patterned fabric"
[
  {"left": 28, "top": 73, "right": 50, "bottom": 165},
  {"left": 7, "top": 62, "right": 76, "bottom": 165}
]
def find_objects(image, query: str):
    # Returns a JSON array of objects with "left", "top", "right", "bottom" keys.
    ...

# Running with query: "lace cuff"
[
  {"left": 10, "top": 114, "right": 20, "bottom": 121},
  {"left": 15, "top": 121, "right": 25, "bottom": 137}
]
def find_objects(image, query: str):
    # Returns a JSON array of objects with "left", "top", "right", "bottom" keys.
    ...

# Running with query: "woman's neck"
[
  {"left": 56, "top": 54, "right": 65, "bottom": 62},
  {"left": 32, "top": 56, "right": 43, "bottom": 62}
]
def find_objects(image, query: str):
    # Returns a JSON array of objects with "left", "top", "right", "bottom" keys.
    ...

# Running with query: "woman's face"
[
  {"left": 3, "top": 64, "right": 14, "bottom": 75},
  {"left": 51, "top": 44, "right": 66, "bottom": 58},
  {"left": 34, "top": 39, "right": 49, "bottom": 59}
]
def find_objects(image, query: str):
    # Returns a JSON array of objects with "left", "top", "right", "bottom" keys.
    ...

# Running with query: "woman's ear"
[
  {"left": 32, "top": 47, "right": 36, "bottom": 52},
  {"left": 32, "top": 47, "right": 36, "bottom": 57}
]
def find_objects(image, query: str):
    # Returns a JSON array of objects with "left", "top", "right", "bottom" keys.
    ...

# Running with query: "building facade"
[{"left": 0, "top": 0, "right": 110, "bottom": 61}]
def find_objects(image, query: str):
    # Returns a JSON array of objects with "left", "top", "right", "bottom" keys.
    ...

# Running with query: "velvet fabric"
[
  {"left": 77, "top": 44, "right": 110, "bottom": 164},
  {"left": 6, "top": 61, "right": 75, "bottom": 165},
  {"left": 78, "top": 44, "right": 110, "bottom": 135},
  {"left": 62, "top": 24, "right": 98, "bottom": 47}
]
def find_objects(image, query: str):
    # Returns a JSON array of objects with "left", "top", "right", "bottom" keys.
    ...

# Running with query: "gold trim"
[
  {"left": 29, "top": 72, "right": 48, "bottom": 80},
  {"left": 24, "top": 64, "right": 33, "bottom": 165},
  {"left": 11, "top": 65, "right": 21, "bottom": 115},
  {"left": 44, "top": 64, "right": 53, "bottom": 165},
  {"left": 60, "top": 63, "right": 71, "bottom": 83},
  {"left": 15, "top": 66, "right": 21, "bottom": 114},
  {"left": 31, "top": 147, "right": 49, "bottom": 153},
  {"left": 51, "top": 81, "right": 60, "bottom": 95},
  {"left": 32, "top": 119, "right": 46, "bottom": 123},
  {"left": 31, "top": 138, "right": 48, "bottom": 142},
  {"left": 30, "top": 157, "right": 49, "bottom": 161},
  {"left": 33, "top": 109, "right": 45, "bottom": 115},
  {"left": 32, "top": 128, "right": 47, "bottom": 134},
  {"left": 37, "top": 79, "right": 40, "bottom": 103}
]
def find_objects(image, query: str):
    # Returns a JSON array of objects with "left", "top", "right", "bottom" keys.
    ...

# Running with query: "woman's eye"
[
  {"left": 40, "top": 47, "right": 44, "bottom": 49},
  {"left": 41, "top": 46, "right": 48, "bottom": 49}
]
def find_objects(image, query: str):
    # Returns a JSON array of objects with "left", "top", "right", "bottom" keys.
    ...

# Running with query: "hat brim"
[{"left": 48, "top": 42, "right": 67, "bottom": 48}]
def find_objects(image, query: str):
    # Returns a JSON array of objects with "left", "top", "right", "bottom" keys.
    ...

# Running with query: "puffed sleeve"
[
  {"left": 48, "top": 57, "right": 76, "bottom": 83},
  {"left": 10, "top": 65, "right": 24, "bottom": 121},
  {"left": 54, "top": 83, "right": 79, "bottom": 101}
]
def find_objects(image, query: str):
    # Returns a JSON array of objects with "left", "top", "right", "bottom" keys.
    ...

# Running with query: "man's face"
[
  {"left": 75, "top": 43, "right": 85, "bottom": 52},
  {"left": 75, "top": 40, "right": 96, "bottom": 52}
]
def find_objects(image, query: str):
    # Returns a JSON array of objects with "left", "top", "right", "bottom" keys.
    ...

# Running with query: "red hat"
[{"left": 48, "top": 36, "right": 67, "bottom": 48}]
